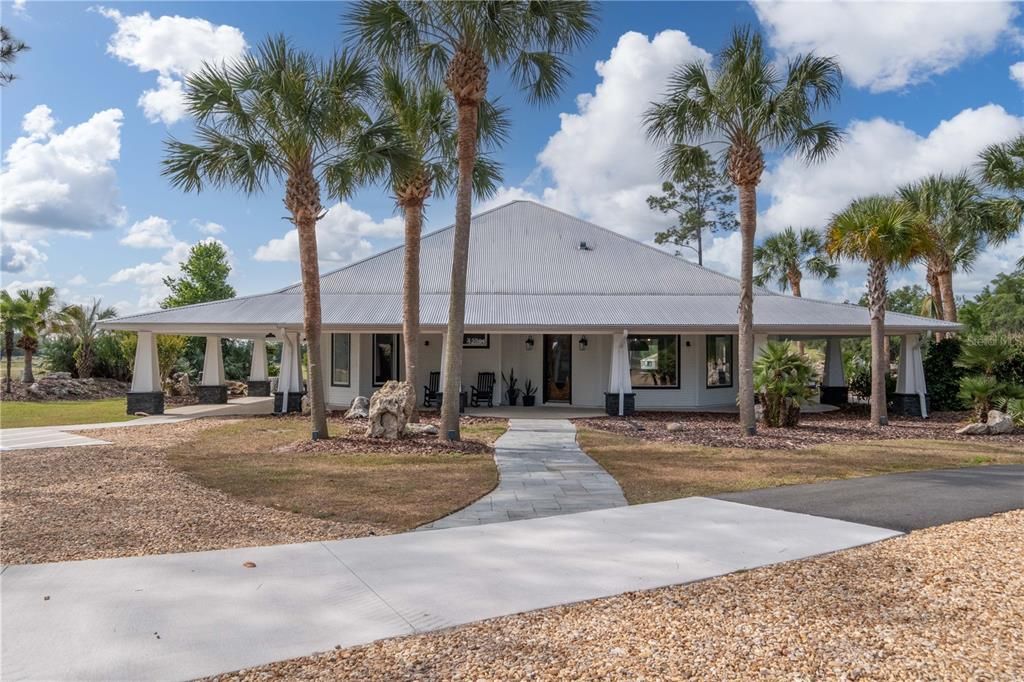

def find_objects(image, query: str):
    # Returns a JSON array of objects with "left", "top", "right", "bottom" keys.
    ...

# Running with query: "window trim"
[
  {"left": 330, "top": 333, "right": 351, "bottom": 387},
  {"left": 705, "top": 334, "right": 734, "bottom": 389},
  {"left": 372, "top": 333, "right": 400, "bottom": 387},
  {"left": 628, "top": 334, "right": 680, "bottom": 390}
]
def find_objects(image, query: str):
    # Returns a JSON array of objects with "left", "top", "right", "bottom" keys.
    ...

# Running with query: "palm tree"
[
  {"left": 1, "top": 26, "right": 29, "bottom": 86},
  {"left": 376, "top": 68, "right": 508, "bottom": 421},
  {"left": 753, "top": 227, "right": 838, "bottom": 297},
  {"left": 13, "top": 287, "right": 63, "bottom": 384},
  {"left": 645, "top": 27, "right": 843, "bottom": 436},
  {"left": 349, "top": 0, "right": 598, "bottom": 440},
  {"left": 58, "top": 300, "right": 118, "bottom": 379},
  {"left": 0, "top": 291, "right": 32, "bottom": 393},
  {"left": 827, "top": 196, "right": 929, "bottom": 427},
  {"left": 978, "top": 135, "right": 1024, "bottom": 271},
  {"left": 163, "top": 36, "right": 406, "bottom": 439},
  {"left": 898, "top": 172, "right": 1017, "bottom": 327}
]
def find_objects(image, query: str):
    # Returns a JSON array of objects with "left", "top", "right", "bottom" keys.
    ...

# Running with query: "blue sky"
[{"left": 2, "top": 0, "right": 1023, "bottom": 314}]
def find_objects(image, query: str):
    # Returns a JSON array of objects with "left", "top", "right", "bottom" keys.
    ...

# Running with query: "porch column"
[
  {"left": 894, "top": 334, "right": 929, "bottom": 418},
  {"left": 494, "top": 333, "right": 503, "bottom": 406},
  {"left": 247, "top": 339, "right": 271, "bottom": 397},
  {"left": 438, "top": 333, "right": 447, "bottom": 390},
  {"left": 753, "top": 333, "right": 769, "bottom": 361},
  {"left": 126, "top": 331, "right": 164, "bottom": 415},
  {"left": 274, "top": 331, "right": 303, "bottom": 413},
  {"left": 198, "top": 335, "right": 228, "bottom": 404},
  {"left": 821, "top": 337, "right": 848, "bottom": 406}
]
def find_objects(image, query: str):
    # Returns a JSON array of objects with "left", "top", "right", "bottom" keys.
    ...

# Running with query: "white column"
[
  {"left": 201, "top": 335, "right": 225, "bottom": 386},
  {"left": 249, "top": 339, "right": 268, "bottom": 381},
  {"left": 131, "top": 331, "right": 160, "bottom": 393},
  {"left": 896, "top": 334, "right": 928, "bottom": 418},
  {"left": 823, "top": 337, "right": 845, "bottom": 386},
  {"left": 753, "top": 333, "right": 769, "bottom": 361},
  {"left": 494, "top": 333, "right": 503, "bottom": 406},
  {"left": 438, "top": 333, "right": 447, "bottom": 390},
  {"left": 281, "top": 332, "right": 302, "bottom": 392}
]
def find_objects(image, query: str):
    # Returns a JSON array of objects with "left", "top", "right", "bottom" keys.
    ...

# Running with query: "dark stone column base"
[
  {"left": 197, "top": 385, "right": 228, "bottom": 404},
  {"left": 820, "top": 385, "right": 849, "bottom": 406},
  {"left": 246, "top": 380, "right": 271, "bottom": 397},
  {"left": 274, "top": 391, "right": 305, "bottom": 414},
  {"left": 604, "top": 392, "right": 636, "bottom": 416},
  {"left": 892, "top": 392, "right": 929, "bottom": 417},
  {"left": 127, "top": 391, "right": 164, "bottom": 415}
]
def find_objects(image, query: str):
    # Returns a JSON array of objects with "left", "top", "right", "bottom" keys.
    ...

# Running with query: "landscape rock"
[
  {"left": 345, "top": 396, "right": 369, "bottom": 420},
  {"left": 226, "top": 380, "right": 248, "bottom": 398},
  {"left": 405, "top": 423, "right": 439, "bottom": 436},
  {"left": 956, "top": 422, "right": 990, "bottom": 435},
  {"left": 366, "top": 381, "right": 415, "bottom": 439},
  {"left": 986, "top": 410, "right": 1014, "bottom": 434},
  {"left": 42, "top": 372, "right": 72, "bottom": 380},
  {"left": 163, "top": 372, "right": 193, "bottom": 397},
  {"left": 666, "top": 422, "right": 685, "bottom": 432},
  {"left": 301, "top": 395, "right": 311, "bottom": 416},
  {"left": 4, "top": 375, "right": 128, "bottom": 402}
]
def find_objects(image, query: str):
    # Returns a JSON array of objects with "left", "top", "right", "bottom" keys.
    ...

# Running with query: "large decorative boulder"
[
  {"left": 345, "top": 396, "right": 369, "bottom": 419},
  {"left": 987, "top": 410, "right": 1014, "bottom": 435},
  {"left": 956, "top": 422, "right": 990, "bottom": 435},
  {"left": 405, "top": 423, "right": 439, "bottom": 436},
  {"left": 366, "top": 381, "right": 415, "bottom": 439}
]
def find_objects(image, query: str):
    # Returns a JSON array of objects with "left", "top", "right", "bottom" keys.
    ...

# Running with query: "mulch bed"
[{"left": 573, "top": 407, "right": 1024, "bottom": 450}]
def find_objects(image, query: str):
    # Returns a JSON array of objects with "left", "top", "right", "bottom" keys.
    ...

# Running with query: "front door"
[{"left": 543, "top": 334, "right": 572, "bottom": 403}]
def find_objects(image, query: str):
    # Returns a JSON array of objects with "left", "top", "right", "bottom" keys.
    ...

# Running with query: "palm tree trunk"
[
  {"left": 737, "top": 183, "right": 757, "bottom": 436},
  {"left": 789, "top": 276, "right": 804, "bottom": 354},
  {"left": 867, "top": 258, "right": 889, "bottom": 427},
  {"left": 440, "top": 101, "right": 479, "bottom": 441},
  {"left": 926, "top": 262, "right": 944, "bottom": 341},
  {"left": 22, "top": 348, "right": 34, "bottom": 384},
  {"left": 287, "top": 160, "right": 329, "bottom": 439},
  {"left": 3, "top": 329, "right": 12, "bottom": 394},
  {"left": 401, "top": 199, "right": 424, "bottom": 423},
  {"left": 937, "top": 267, "right": 958, "bottom": 327},
  {"left": 696, "top": 226, "right": 703, "bottom": 267}
]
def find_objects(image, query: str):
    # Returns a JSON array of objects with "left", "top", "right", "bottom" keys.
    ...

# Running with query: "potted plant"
[
  {"left": 522, "top": 379, "right": 537, "bottom": 407},
  {"left": 501, "top": 369, "right": 520, "bottom": 406}
]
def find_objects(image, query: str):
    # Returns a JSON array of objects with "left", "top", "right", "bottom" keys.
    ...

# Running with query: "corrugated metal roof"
[{"left": 103, "top": 201, "right": 958, "bottom": 334}]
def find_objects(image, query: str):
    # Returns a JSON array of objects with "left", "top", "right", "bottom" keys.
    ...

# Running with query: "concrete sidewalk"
[{"left": 1, "top": 497, "right": 898, "bottom": 681}]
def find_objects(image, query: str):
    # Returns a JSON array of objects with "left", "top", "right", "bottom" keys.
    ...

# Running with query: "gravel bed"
[
  {"left": 212, "top": 510, "right": 1024, "bottom": 681},
  {"left": 0, "top": 420, "right": 379, "bottom": 565},
  {"left": 575, "top": 408, "right": 1024, "bottom": 450}
]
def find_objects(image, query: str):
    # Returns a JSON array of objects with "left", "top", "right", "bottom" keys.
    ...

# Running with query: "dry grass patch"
[
  {"left": 166, "top": 417, "right": 501, "bottom": 529},
  {"left": 578, "top": 429, "right": 1024, "bottom": 504}
]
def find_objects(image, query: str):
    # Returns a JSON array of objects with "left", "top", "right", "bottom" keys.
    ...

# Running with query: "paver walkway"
[
  {"left": 420, "top": 418, "right": 626, "bottom": 529},
  {"left": 1, "top": 497, "right": 899, "bottom": 682}
]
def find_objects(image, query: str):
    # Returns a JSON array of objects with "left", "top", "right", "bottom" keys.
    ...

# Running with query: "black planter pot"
[
  {"left": 506, "top": 390, "right": 520, "bottom": 407},
  {"left": 522, "top": 395, "right": 536, "bottom": 407}
]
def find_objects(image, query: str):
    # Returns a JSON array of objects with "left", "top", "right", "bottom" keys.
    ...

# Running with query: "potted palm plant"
[{"left": 522, "top": 379, "right": 537, "bottom": 407}]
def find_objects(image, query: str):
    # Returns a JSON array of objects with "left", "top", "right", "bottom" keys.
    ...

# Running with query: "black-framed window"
[
  {"left": 628, "top": 335, "right": 679, "bottom": 388},
  {"left": 331, "top": 334, "right": 351, "bottom": 387},
  {"left": 373, "top": 333, "right": 399, "bottom": 386},
  {"left": 706, "top": 335, "right": 733, "bottom": 388}
]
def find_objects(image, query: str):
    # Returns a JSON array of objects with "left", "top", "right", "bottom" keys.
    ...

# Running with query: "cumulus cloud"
[
  {"left": 1, "top": 104, "right": 125, "bottom": 241},
  {"left": 120, "top": 215, "right": 178, "bottom": 249},
  {"left": 98, "top": 7, "right": 246, "bottom": 125},
  {"left": 753, "top": 1, "right": 1018, "bottom": 92},
  {"left": 108, "top": 237, "right": 231, "bottom": 310},
  {"left": 2, "top": 278, "right": 55, "bottom": 295},
  {"left": 253, "top": 202, "right": 403, "bottom": 265},
  {"left": 1, "top": 240, "right": 47, "bottom": 273},
  {"left": 1012, "top": 61, "right": 1024, "bottom": 88},
  {"left": 66, "top": 274, "right": 88, "bottom": 287},
  {"left": 192, "top": 219, "right": 225, "bottom": 235}
]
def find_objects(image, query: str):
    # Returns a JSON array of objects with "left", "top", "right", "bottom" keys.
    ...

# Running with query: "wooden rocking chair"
[
  {"left": 470, "top": 372, "right": 496, "bottom": 408},
  {"left": 423, "top": 371, "right": 441, "bottom": 407}
]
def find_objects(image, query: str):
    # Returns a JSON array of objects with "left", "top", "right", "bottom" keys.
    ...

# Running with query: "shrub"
[
  {"left": 754, "top": 341, "right": 814, "bottom": 427},
  {"left": 998, "top": 397, "right": 1024, "bottom": 427},
  {"left": 959, "top": 375, "right": 1024, "bottom": 423},
  {"left": 40, "top": 335, "right": 78, "bottom": 376},
  {"left": 993, "top": 335, "right": 1024, "bottom": 386},
  {"left": 923, "top": 337, "right": 965, "bottom": 411}
]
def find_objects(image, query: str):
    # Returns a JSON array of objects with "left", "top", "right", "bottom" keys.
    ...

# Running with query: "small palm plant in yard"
[
  {"left": 645, "top": 27, "right": 843, "bottom": 437},
  {"left": 959, "top": 375, "right": 1024, "bottom": 424},
  {"left": 56, "top": 300, "right": 118, "bottom": 380},
  {"left": 754, "top": 341, "right": 814, "bottom": 427},
  {"left": 0, "top": 291, "right": 32, "bottom": 393},
  {"left": 163, "top": 36, "right": 408, "bottom": 439},
  {"left": 827, "top": 195, "right": 929, "bottom": 427},
  {"left": 12, "top": 287, "right": 64, "bottom": 384},
  {"left": 956, "top": 335, "right": 1024, "bottom": 422},
  {"left": 348, "top": 0, "right": 599, "bottom": 440}
]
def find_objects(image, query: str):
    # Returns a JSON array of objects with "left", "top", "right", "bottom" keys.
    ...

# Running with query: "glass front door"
[{"left": 543, "top": 334, "right": 572, "bottom": 403}]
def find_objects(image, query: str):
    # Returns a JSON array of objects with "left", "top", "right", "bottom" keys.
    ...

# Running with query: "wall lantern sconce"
[
  {"left": 265, "top": 332, "right": 276, "bottom": 339},
  {"left": 685, "top": 340, "right": 691, "bottom": 347},
  {"left": 525, "top": 336, "right": 535, "bottom": 350},
  {"left": 578, "top": 336, "right": 588, "bottom": 351},
  {"left": 424, "top": 339, "right": 430, "bottom": 346}
]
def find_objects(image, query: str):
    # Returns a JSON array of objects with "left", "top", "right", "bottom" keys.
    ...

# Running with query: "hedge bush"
[{"left": 923, "top": 337, "right": 966, "bottom": 411}]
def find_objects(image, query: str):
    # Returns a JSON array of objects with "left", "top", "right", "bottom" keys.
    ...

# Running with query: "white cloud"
[
  {"left": 192, "top": 219, "right": 225, "bottom": 235},
  {"left": 753, "top": 1, "right": 1018, "bottom": 92},
  {"left": 2, "top": 278, "right": 55, "bottom": 295},
  {"left": 1011, "top": 61, "right": 1024, "bottom": 89},
  {"left": 12, "top": 0, "right": 27, "bottom": 16},
  {"left": 253, "top": 202, "right": 403, "bottom": 264},
  {"left": 120, "top": 215, "right": 178, "bottom": 249},
  {"left": 0, "top": 239, "right": 47, "bottom": 273},
  {"left": 108, "top": 237, "right": 231, "bottom": 311},
  {"left": 98, "top": 7, "right": 246, "bottom": 125},
  {"left": 760, "top": 104, "right": 1024, "bottom": 232},
  {"left": 1, "top": 104, "right": 125, "bottom": 241},
  {"left": 66, "top": 274, "right": 88, "bottom": 287}
]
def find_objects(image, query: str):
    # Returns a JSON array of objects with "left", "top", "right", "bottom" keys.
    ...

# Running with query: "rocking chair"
[
  {"left": 423, "top": 371, "right": 441, "bottom": 407},
  {"left": 470, "top": 372, "right": 496, "bottom": 408}
]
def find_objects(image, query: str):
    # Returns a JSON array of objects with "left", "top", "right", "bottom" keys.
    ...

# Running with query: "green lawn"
[{"left": 0, "top": 398, "right": 138, "bottom": 429}]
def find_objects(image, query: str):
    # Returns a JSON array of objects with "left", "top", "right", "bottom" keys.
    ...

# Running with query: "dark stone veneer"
[
  {"left": 274, "top": 391, "right": 304, "bottom": 414},
  {"left": 246, "top": 380, "right": 271, "bottom": 397},
  {"left": 604, "top": 392, "right": 636, "bottom": 416},
  {"left": 197, "top": 384, "right": 228, "bottom": 404},
  {"left": 820, "top": 385, "right": 849, "bottom": 406},
  {"left": 127, "top": 391, "right": 164, "bottom": 415},
  {"left": 891, "top": 392, "right": 930, "bottom": 418}
]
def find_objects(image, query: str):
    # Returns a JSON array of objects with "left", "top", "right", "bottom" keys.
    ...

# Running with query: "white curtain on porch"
[{"left": 608, "top": 331, "right": 632, "bottom": 416}]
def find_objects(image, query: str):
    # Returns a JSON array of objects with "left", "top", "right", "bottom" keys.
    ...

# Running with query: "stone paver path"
[{"left": 420, "top": 418, "right": 626, "bottom": 530}]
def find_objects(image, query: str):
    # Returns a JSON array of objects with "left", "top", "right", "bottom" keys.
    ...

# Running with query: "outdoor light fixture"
[
  {"left": 578, "top": 336, "right": 588, "bottom": 351},
  {"left": 265, "top": 332, "right": 276, "bottom": 339},
  {"left": 526, "top": 336, "right": 535, "bottom": 350}
]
